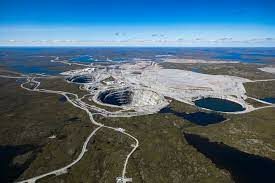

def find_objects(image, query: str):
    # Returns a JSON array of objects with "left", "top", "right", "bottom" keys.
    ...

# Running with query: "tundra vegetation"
[{"left": 0, "top": 56, "right": 275, "bottom": 183}]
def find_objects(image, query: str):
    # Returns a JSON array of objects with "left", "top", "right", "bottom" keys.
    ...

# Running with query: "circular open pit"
[
  {"left": 194, "top": 97, "right": 245, "bottom": 112},
  {"left": 98, "top": 88, "right": 133, "bottom": 106},
  {"left": 66, "top": 75, "right": 94, "bottom": 84},
  {"left": 97, "top": 88, "right": 168, "bottom": 110}
]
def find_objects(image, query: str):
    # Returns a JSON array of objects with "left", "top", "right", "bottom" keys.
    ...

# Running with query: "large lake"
[
  {"left": 1, "top": 47, "right": 275, "bottom": 75},
  {"left": 184, "top": 133, "right": 275, "bottom": 183}
]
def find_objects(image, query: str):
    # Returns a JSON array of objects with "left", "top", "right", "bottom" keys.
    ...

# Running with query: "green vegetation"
[
  {"left": 244, "top": 81, "right": 275, "bottom": 98},
  {"left": 86, "top": 114, "right": 232, "bottom": 183},
  {"left": 40, "top": 128, "right": 133, "bottom": 183},
  {"left": 38, "top": 77, "right": 89, "bottom": 97},
  {"left": 1, "top": 61, "right": 275, "bottom": 183},
  {"left": 168, "top": 99, "right": 199, "bottom": 113},
  {"left": 0, "top": 77, "right": 93, "bottom": 181},
  {"left": 245, "top": 98, "right": 268, "bottom": 108},
  {"left": 161, "top": 62, "right": 275, "bottom": 80},
  {"left": 186, "top": 108, "right": 275, "bottom": 160},
  {"left": 0, "top": 67, "right": 23, "bottom": 76},
  {"left": 0, "top": 76, "right": 233, "bottom": 182}
]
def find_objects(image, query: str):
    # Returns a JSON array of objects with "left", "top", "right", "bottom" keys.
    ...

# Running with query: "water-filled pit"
[{"left": 194, "top": 97, "right": 245, "bottom": 112}]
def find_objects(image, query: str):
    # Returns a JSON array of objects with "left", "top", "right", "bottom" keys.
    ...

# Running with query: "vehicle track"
[{"left": 1, "top": 75, "right": 139, "bottom": 183}]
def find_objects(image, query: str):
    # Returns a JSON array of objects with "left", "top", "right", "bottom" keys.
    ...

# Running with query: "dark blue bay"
[
  {"left": 184, "top": 133, "right": 275, "bottom": 183},
  {"left": 11, "top": 65, "right": 59, "bottom": 75},
  {"left": 0, "top": 145, "right": 37, "bottom": 183},
  {"left": 159, "top": 107, "right": 226, "bottom": 125}
]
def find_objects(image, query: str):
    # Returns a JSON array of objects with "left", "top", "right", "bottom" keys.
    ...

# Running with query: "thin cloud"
[
  {"left": 1, "top": 37, "right": 275, "bottom": 46},
  {"left": 151, "top": 34, "right": 165, "bottom": 38}
]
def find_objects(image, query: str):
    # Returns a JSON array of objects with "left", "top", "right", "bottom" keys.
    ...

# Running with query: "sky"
[{"left": 0, "top": 0, "right": 275, "bottom": 47}]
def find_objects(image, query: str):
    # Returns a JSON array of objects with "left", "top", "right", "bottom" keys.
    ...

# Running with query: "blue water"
[
  {"left": 59, "top": 96, "right": 67, "bottom": 103},
  {"left": 2, "top": 47, "right": 275, "bottom": 75},
  {"left": 70, "top": 55, "right": 94, "bottom": 63},
  {"left": 261, "top": 97, "right": 275, "bottom": 104},
  {"left": 214, "top": 53, "right": 261, "bottom": 63},
  {"left": 194, "top": 98, "right": 245, "bottom": 112},
  {"left": 184, "top": 133, "right": 275, "bottom": 183},
  {"left": 159, "top": 107, "right": 226, "bottom": 125},
  {"left": 11, "top": 65, "right": 60, "bottom": 75},
  {"left": 70, "top": 55, "right": 124, "bottom": 63},
  {"left": 207, "top": 48, "right": 275, "bottom": 63},
  {"left": 0, "top": 145, "right": 37, "bottom": 183}
]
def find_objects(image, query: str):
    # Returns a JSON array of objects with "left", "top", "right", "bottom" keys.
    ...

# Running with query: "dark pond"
[
  {"left": 98, "top": 89, "right": 132, "bottom": 106},
  {"left": 194, "top": 98, "right": 245, "bottom": 112},
  {"left": 159, "top": 107, "right": 226, "bottom": 126},
  {"left": 59, "top": 96, "right": 67, "bottom": 103},
  {"left": 214, "top": 52, "right": 267, "bottom": 64},
  {"left": 70, "top": 55, "right": 94, "bottom": 63},
  {"left": 261, "top": 97, "right": 275, "bottom": 104},
  {"left": 66, "top": 117, "right": 81, "bottom": 123},
  {"left": 0, "top": 145, "right": 37, "bottom": 183},
  {"left": 67, "top": 75, "right": 94, "bottom": 84},
  {"left": 11, "top": 65, "right": 60, "bottom": 75},
  {"left": 184, "top": 133, "right": 275, "bottom": 183}
]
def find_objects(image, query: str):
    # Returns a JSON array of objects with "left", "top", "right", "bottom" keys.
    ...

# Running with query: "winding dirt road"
[{"left": 1, "top": 75, "right": 138, "bottom": 183}]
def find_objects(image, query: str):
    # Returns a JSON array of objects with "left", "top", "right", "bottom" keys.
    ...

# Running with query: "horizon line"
[{"left": 1, "top": 45, "right": 275, "bottom": 48}]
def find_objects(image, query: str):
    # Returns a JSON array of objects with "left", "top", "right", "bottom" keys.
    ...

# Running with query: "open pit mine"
[{"left": 61, "top": 61, "right": 255, "bottom": 114}]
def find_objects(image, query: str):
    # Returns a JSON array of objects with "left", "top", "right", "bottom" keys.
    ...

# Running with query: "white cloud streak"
[{"left": 1, "top": 37, "right": 275, "bottom": 46}]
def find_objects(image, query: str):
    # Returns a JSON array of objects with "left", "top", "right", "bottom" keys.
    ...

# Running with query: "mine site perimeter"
[{"left": 1, "top": 54, "right": 275, "bottom": 183}]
